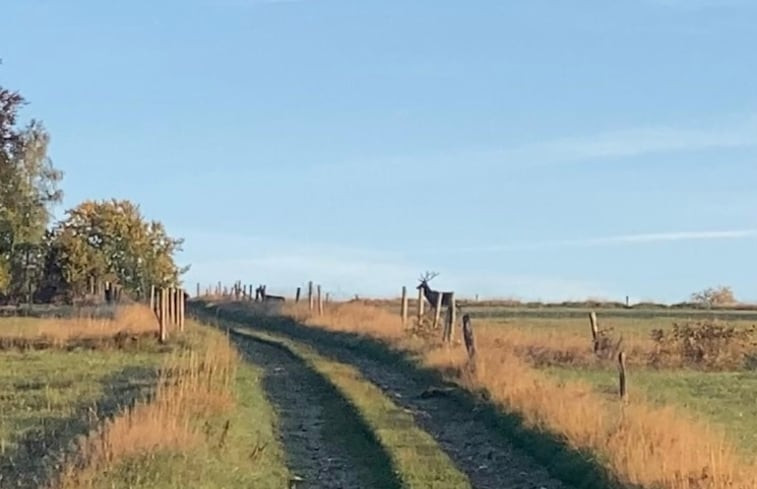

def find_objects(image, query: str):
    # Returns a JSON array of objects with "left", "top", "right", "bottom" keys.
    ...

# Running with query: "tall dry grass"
[
  {"left": 0, "top": 305, "right": 159, "bottom": 346},
  {"left": 287, "top": 301, "right": 757, "bottom": 489},
  {"left": 52, "top": 331, "right": 238, "bottom": 488}
]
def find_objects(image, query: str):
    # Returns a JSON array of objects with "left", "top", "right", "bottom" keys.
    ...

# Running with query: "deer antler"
[{"left": 419, "top": 271, "right": 439, "bottom": 283}]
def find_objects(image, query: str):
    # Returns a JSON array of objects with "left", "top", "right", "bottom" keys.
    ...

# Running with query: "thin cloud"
[
  {"left": 492, "top": 115, "right": 757, "bottom": 167},
  {"left": 448, "top": 229, "right": 757, "bottom": 254}
]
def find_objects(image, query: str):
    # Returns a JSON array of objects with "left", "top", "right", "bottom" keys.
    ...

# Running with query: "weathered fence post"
[
  {"left": 462, "top": 314, "right": 476, "bottom": 360},
  {"left": 448, "top": 293, "right": 456, "bottom": 342},
  {"left": 308, "top": 281, "right": 314, "bottom": 311},
  {"left": 179, "top": 288, "right": 185, "bottom": 332},
  {"left": 417, "top": 286, "right": 424, "bottom": 322},
  {"left": 433, "top": 292, "right": 443, "bottom": 329},
  {"left": 401, "top": 286, "right": 408, "bottom": 328},
  {"left": 618, "top": 351, "right": 628, "bottom": 401},
  {"left": 150, "top": 285, "right": 156, "bottom": 312},
  {"left": 589, "top": 311, "right": 599, "bottom": 353},
  {"left": 295, "top": 287, "right": 301, "bottom": 303},
  {"left": 159, "top": 288, "right": 168, "bottom": 343},
  {"left": 196, "top": 283, "right": 200, "bottom": 298},
  {"left": 317, "top": 285, "right": 324, "bottom": 316}
]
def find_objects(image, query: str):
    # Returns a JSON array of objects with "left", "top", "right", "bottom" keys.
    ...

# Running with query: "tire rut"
[
  {"left": 234, "top": 335, "right": 401, "bottom": 489},
  {"left": 276, "top": 337, "right": 568, "bottom": 489}
]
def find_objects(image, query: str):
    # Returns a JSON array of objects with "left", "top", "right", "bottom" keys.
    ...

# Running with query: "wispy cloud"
[
  {"left": 490, "top": 115, "right": 757, "bottom": 167},
  {"left": 446, "top": 229, "right": 757, "bottom": 254}
]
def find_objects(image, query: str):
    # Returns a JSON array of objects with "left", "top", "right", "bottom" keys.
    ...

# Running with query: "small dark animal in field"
[
  {"left": 256, "top": 285, "right": 285, "bottom": 303},
  {"left": 417, "top": 271, "right": 454, "bottom": 308}
]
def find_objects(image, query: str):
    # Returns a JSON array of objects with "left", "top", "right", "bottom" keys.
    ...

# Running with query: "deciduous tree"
[{"left": 48, "top": 199, "right": 186, "bottom": 300}]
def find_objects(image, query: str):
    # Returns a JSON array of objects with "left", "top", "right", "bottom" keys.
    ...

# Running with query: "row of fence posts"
[
  {"left": 401, "top": 285, "right": 476, "bottom": 362},
  {"left": 86, "top": 277, "right": 124, "bottom": 304},
  {"left": 400, "top": 293, "right": 628, "bottom": 401},
  {"left": 191, "top": 281, "right": 629, "bottom": 402},
  {"left": 588, "top": 311, "right": 628, "bottom": 401},
  {"left": 195, "top": 280, "right": 328, "bottom": 316},
  {"left": 149, "top": 285, "right": 186, "bottom": 343}
]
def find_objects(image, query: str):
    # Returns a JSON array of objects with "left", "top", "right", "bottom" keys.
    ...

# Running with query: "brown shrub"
[{"left": 650, "top": 320, "right": 757, "bottom": 369}]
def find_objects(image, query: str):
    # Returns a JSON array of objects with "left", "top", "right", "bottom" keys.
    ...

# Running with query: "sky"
[{"left": 1, "top": 0, "right": 756, "bottom": 302}]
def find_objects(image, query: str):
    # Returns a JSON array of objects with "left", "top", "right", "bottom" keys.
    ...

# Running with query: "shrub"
[{"left": 650, "top": 320, "right": 757, "bottom": 369}]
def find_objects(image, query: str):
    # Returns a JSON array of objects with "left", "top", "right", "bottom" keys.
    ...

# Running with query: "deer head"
[{"left": 417, "top": 271, "right": 439, "bottom": 289}]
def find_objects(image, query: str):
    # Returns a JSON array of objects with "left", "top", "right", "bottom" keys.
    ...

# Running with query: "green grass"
[
  {"left": 233, "top": 328, "right": 472, "bottom": 489},
  {"left": 81, "top": 362, "right": 291, "bottom": 489},
  {"left": 0, "top": 348, "right": 162, "bottom": 486},
  {"left": 546, "top": 366, "right": 757, "bottom": 454},
  {"left": 0, "top": 317, "right": 291, "bottom": 488}
]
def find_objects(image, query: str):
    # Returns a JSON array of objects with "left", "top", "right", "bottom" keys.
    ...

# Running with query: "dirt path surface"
[
  {"left": 274, "top": 335, "right": 567, "bottom": 489},
  {"left": 234, "top": 335, "right": 398, "bottom": 489}
]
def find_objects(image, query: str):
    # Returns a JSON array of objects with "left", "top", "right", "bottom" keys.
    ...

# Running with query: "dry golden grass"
[
  {"left": 288, "top": 302, "right": 757, "bottom": 489},
  {"left": 0, "top": 305, "right": 159, "bottom": 346},
  {"left": 52, "top": 329, "right": 238, "bottom": 489}
]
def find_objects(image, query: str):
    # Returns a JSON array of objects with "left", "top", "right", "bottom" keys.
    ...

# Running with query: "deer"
[
  {"left": 255, "top": 285, "right": 285, "bottom": 303},
  {"left": 416, "top": 272, "right": 455, "bottom": 309}
]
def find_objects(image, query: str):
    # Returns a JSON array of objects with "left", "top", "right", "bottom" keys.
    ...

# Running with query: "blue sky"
[{"left": 2, "top": 0, "right": 756, "bottom": 301}]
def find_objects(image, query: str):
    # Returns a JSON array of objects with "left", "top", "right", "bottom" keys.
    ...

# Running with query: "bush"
[{"left": 650, "top": 320, "right": 757, "bottom": 369}]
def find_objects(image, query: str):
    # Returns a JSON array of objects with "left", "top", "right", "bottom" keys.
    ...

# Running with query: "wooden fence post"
[
  {"left": 196, "top": 283, "right": 200, "bottom": 298},
  {"left": 448, "top": 293, "right": 456, "bottom": 342},
  {"left": 317, "top": 285, "right": 323, "bottom": 316},
  {"left": 618, "top": 351, "right": 628, "bottom": 401},
  {"left": 179, "top": 288, "right": 185, "bottom": 332},
  {"left": 295, "top": 287, "right": 301, "bottom": 303},
  {"left": 401, "top": 286, "right": 408, "bottom": 328},
  {"left": 150, "top": 285, "right": 156, "bottom": 313},
  {"left": 589, "top": 311, "right": 599, "bottom": 352},
  {"left": 462, "top": 314, "right": 476, "bottom": 360},
  {"left": 433, "top": 293, "right": 443, "bottom": 329},
  {"left": 417, "top": 286, "right": 424, "bottom": 322},
  {"left": 159, "top": 288, "right": 168, "bottom": 343},
  {"left": 308, "top": 281, "right": 314, "bottom": 311}
]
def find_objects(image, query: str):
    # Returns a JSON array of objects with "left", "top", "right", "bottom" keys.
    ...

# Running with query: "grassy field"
[
  {"left": 0, "top": 348, "right": 162, "bottom": 486},
  {"left": 252, "top": 299, "right": 757, "bottom": 489},
  {"left": 0, "top": 311, "right": 291, "bottom": 489},
  {"left": 547, "top": 366, "right": 757, "bottom": 454}
]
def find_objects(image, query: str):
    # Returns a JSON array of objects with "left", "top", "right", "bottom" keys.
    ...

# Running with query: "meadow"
[
  {"left": 0, "top": 306, "right": 289, "bottom": 489},
  {"left": 5, "top": 295, "right": 757, "bottom": 489},
  {"left": 269, "top": 298, "right": 757, "bottom": 489}
]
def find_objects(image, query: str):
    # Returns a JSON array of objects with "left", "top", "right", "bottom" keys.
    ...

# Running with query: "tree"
[
  {"left": 690, "top": 286, "right": 736, "bottom": 308},
  {"left": 0, "top": 85, "right": 63, "bottom": 301},
  {"left": 48, "top": 199, "right": 187, "bottom": 301}
]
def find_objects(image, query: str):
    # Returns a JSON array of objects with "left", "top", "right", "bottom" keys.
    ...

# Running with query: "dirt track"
[
  {"left": 228, "top": 317, "right": 567, "bottom": 489},
  {"left": 234, "top": 335, "right": 402, "bottom": 489},
  {"left": 293, "top": 337, "right": 566, "bottom": 489}
]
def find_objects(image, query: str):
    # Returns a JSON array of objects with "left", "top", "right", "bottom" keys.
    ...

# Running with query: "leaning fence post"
[
  {"left": 618, "top": 351, "right": 628, "bottom": 401},
  {"left": 401, "top": 286, "right": 408, "bottom": 328},
  {"left": 462, "top": 314, "right": 476, "bottom": 360},
  {"left": 589, "top": 311, "right": 599, "bottom": 352},
  {"left": 433, "top": 293, "right": 443, "bottom": 329},
  {"left": 295, "top": 287, "right": 301, "bottom": 303}
]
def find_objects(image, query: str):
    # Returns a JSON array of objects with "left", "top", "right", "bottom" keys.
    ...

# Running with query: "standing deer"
[
  {"left": 416, "top": 272, "right": 454, "bottom": 308},
  {"left": 256, "top": 285, "right": 285, "bottom": 302}
]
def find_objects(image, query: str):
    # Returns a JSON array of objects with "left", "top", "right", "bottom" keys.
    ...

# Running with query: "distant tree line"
[{"left": 0, "top": 83, "right": 185, "bottom": 304}]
